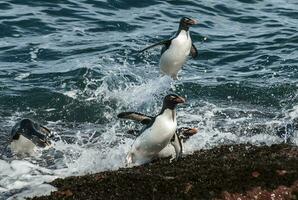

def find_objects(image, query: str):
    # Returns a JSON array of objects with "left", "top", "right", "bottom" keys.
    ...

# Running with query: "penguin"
[
  {"left": 118, "top": 111, "right": 198, "bottom": 161},
  {"left": 10, "top": 118, "right": 52, "bottom": 154},
  {"left": 124, "top": 127, "right": 198, "bottom": 161},
  {"left": 139, "top": 17, "right": 198, "bottom": 80},
  {"left": 168, "top": 127, "right": 198, "bottom": 160},
  {"left": 118, "top": 94, "right": 185, "bottom": 165}
]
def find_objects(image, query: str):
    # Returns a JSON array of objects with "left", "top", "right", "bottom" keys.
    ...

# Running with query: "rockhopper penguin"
[
  {"left": 118, "top": 112, "right": 198, "bottom": 161},
  {"left": 118, "top": 94, "right": 185, "bottom": 165},
  {"left": 139, "top": 17, "right": 198, "bottom": 80},
  {"left": 10, "top": 118, "right": 52, "bottom": 154}
]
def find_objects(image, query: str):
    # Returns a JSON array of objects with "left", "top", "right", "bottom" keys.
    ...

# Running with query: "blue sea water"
[{"left": 0, "top": 0, "right": 297, "bottom": 199}]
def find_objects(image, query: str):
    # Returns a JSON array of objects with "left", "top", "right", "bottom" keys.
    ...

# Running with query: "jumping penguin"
[
  {"left": 118, "top": 94, "right": 185, "bottom": 165},
  {"left": 10, "top": 118, "right": 52, "bottom": 154},
  {"left": 139, "top": 17, "right": 198, "bottom": 80}
]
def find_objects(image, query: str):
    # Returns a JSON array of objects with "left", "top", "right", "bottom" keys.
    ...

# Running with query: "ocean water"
[{"left": 0, "top": 0, "right": 297, "bottom": 199}]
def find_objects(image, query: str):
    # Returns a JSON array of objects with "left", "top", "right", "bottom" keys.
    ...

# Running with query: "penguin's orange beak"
[
  {"left": 189, "top": 128, "right": 198, "bottom": 135},
  {"left": 183, "top": 128, "right": 198, "bottom": 137},
  {"left": 174, "top": 96, "right": 186, "bottom": 104},
  {"left": 189, "top": 19, "right": 198, "bottom": 25}
]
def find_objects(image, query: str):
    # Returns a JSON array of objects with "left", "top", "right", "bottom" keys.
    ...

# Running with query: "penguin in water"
[
  {"left": 139, "top": 17, "right": 198, "bottom": 80},
  {"left": 10, "top": 118, "right": 52, "bottom": 154},
  {"left": 118, "top": 94, "right": 185, "bottom": 165}
]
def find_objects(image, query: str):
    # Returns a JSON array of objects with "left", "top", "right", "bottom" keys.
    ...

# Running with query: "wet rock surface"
[{"left": 30, "top": 144, "right": 298, "bottom": 200}]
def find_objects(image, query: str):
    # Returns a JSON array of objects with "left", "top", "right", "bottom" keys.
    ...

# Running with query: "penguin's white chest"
[
  {"left": 160, "top": 30, "right": 192, "bottom": 78},
  {"left": 127, "top": 109, "right": 177, "bottom": 164},
  {"left": 11, "top": 135, "right": 36, "bottom": 154}
]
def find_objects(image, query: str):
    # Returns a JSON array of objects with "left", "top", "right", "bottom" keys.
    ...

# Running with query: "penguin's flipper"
[
  {"left": 190, "top": 43, "right": 198, "bottom": 58},
  {"left": 117, "top": 112, "right": 153, "bottom": 125},
  {"left": 139, "top": 40, "right": 171, "bottom": 54},
  {"left": 170, "top": 133, "right": 182, "bottom": 161}
]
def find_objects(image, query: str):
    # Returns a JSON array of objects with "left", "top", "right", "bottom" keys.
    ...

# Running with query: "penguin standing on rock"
[
  {"left": 167, "top": 127, "right": 198, "bottom": 160},
  {"left": 10, "top": 118, "right": 52, "bottom": 154},
  {"left": 118, "top": 112, "right": 198, "bottom": 161},
  {"left": 118, "top": 94, "right": 185, "bottom": 165},
  {"left": 139, "top": 17, "right": 198, "bottom": 80}
]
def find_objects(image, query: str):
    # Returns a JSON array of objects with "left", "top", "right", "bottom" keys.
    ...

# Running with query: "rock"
[{"left": 30, "top": 144, "right": 298, "bottom": 200}]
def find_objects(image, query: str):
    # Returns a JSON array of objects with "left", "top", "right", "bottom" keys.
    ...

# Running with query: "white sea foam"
[
  {"left": 287, "top": 105, "right": 298, "bottom": 145},
  {"left": 0, "top": 159, "right": 58, "bottom": 199},
  {"left": 63, "top": 90, "right": 79, "bottom": 99},
  {"left": 8, "top": 184, "right": 57, "bottom": 200},
  {"left": 288, "top": 105, "right": 298, "bottom": 120},
  {"left": 98, "top": 76, "right": 173, "bottom": 108},
  {"left": 15, "top": 73, "right": 30, "bottom": 81}
]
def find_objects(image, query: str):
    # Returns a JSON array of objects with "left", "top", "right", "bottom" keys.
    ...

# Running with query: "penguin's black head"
[
  {"left": 162, "top": 94, "right": 185, "bottom": 110},
  {"left": 179, "top": 17, "right": 197, "bottom": 31},
  {"left": 20, "top": 118, "right": 35, "bottom": 131},
  {"left": 11, "top": 119, "right": 35, "bottom": 140}
]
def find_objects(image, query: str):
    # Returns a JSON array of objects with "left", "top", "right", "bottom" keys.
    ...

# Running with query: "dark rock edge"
[{"left": 30, "top": 144, "right": 298, "bottom": 200}]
